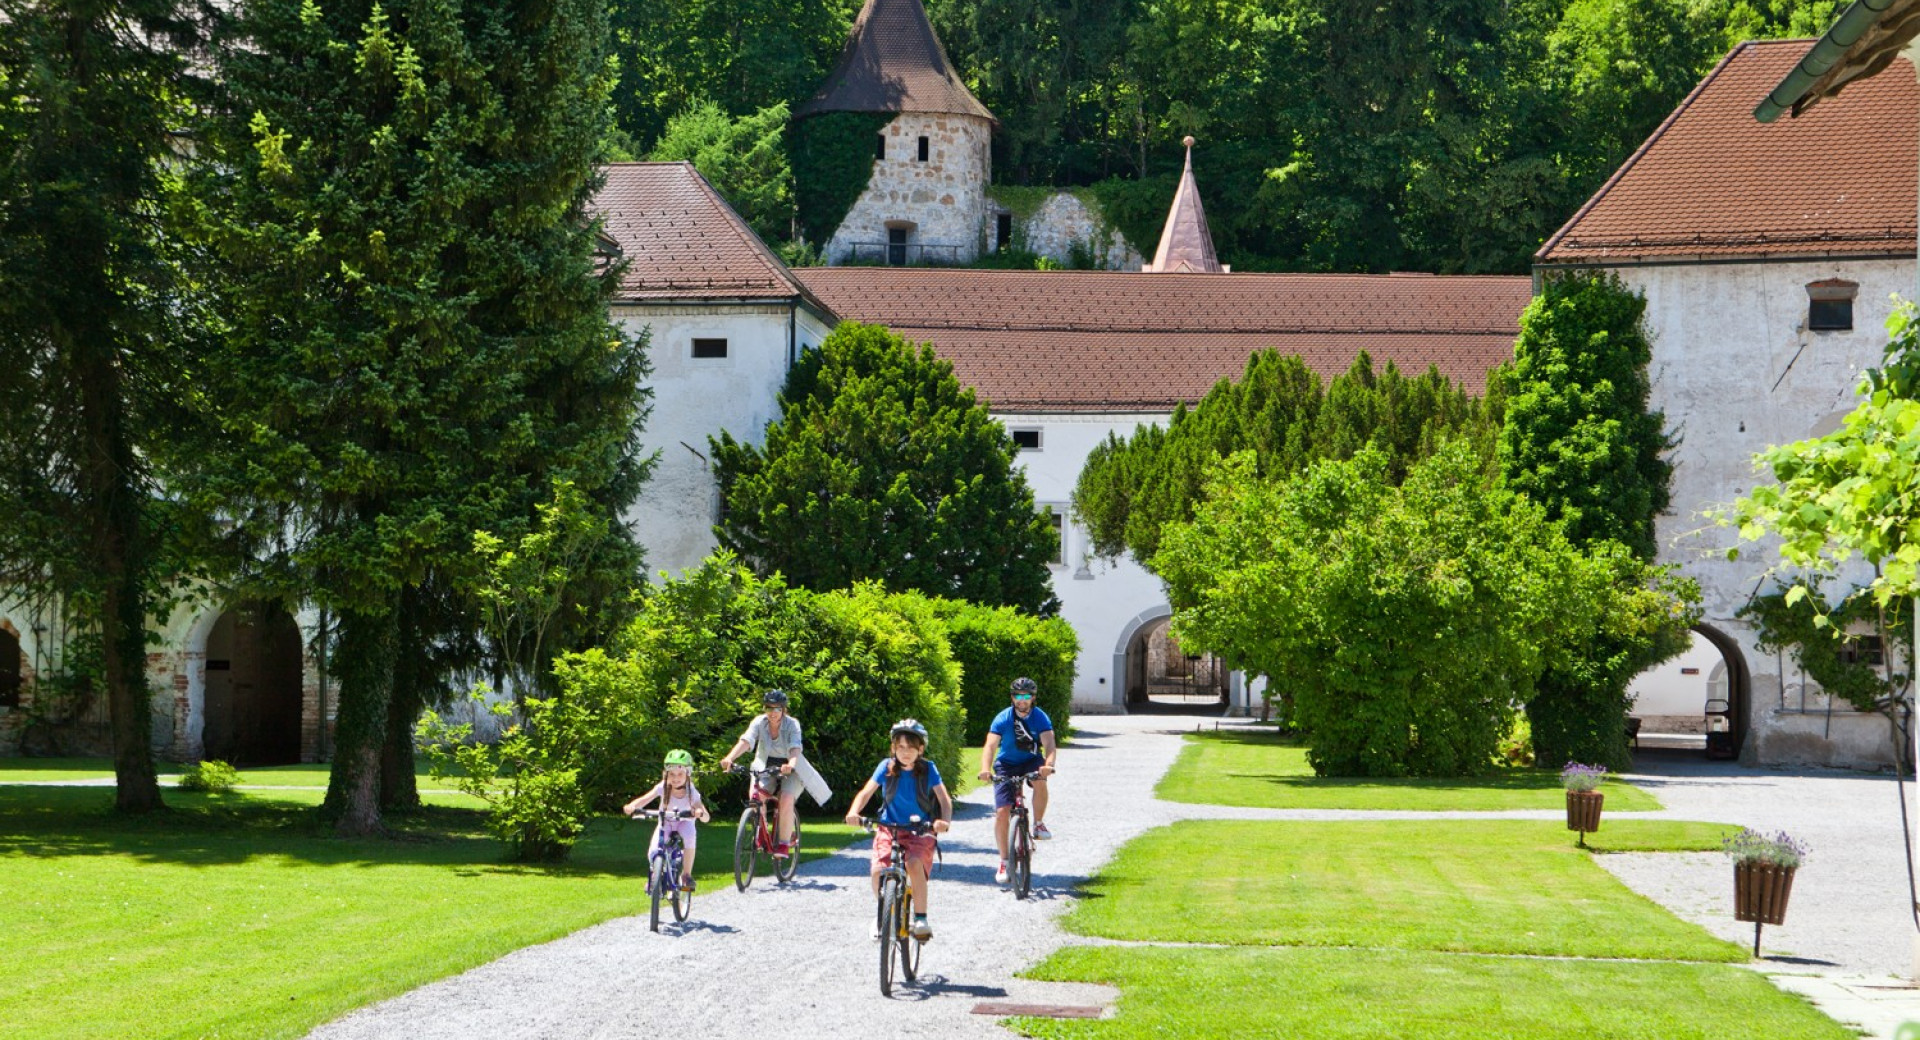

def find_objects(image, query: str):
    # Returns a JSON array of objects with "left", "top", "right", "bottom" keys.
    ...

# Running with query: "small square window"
[
  {"left": 1838, "top": 635, "right": 1884, "bottom": 667},
  {"left": 1809, "top": 299, "right": 1853, "bottom": 331},
  {"left": 876, "top": 135, "right": 887, "bottom": 161},
  {"left": 917, "top": 136, "right": 930, "bottom": 162},
  {"left": 1011, "top": 428, "right": 1042, "bottom": 451},
  {"left": 692, "top": 337, "right": 728, "bottom": 359}
]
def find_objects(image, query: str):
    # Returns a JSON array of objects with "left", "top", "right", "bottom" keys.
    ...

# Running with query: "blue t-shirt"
[
  {"left": 990, "top": 706, "right": 1054, "bottom": 769},
  {"left": 870, "top": 758, "right": 943, "bottom": 826}
]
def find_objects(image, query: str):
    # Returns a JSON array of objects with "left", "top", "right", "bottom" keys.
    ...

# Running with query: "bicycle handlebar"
[
  {"left": 630, "top": 808, "right": 701, "bottom": 821},
  {"left": 860, "top": 817, "right": 937, "bottom": 836}
]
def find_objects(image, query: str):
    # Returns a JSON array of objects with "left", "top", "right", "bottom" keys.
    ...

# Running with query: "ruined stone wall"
[
  {"left": 1017, "top": 192, "right": 1142, "bottom": 271},
  {"left": 826, "top": 112, "right": 991, "bottom": 265}
]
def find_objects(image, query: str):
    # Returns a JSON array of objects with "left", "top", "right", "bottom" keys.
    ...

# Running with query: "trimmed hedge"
[{"left": 928, "top": 599, "right": 1077, "bottom": 743}]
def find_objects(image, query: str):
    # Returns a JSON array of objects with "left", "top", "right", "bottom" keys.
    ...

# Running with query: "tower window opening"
[
  {"left": 917, "top": 136, "right": 929, "bottom": 162},
  {"left": 876, "top": 135, "right": 886, "bottom": 161},
  {"left": 996, "top": 212, "right": 1013, "bottom": 252}
]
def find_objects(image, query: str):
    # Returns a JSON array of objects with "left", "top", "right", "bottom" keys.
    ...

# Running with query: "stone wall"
[
  {"left": 1017, "top": 192, "right": 1142, "bottom": 271},
  {"left": 826, "top": 112, "right": 992, "bottom": 266}
]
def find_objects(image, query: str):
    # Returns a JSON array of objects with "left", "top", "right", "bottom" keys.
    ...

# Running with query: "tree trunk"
[
  {"left": 324, "top": 606, "right": 400, "bottom": 836},
  {"left": 77, "top": 314, "right": 162, "bottom": 814}
]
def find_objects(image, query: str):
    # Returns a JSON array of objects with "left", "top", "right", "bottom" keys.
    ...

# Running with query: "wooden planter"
[
  {"left": 1733, "top": 861, "right": 1797, "bottom": 957},
  {"left": 1565, "top": 789, "right": 1604, "bottom": 839}
]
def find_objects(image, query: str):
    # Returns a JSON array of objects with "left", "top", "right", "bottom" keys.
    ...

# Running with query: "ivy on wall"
[
  {"left": 1740, "top": 583, "right": 1913, "bottom": 714},
  {"left": 790, "top": 111, "right": 893, "bottom": 248}
]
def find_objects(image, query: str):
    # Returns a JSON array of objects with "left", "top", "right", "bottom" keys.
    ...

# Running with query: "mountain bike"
[
  {"left": 632, "top": 807, "right": 698, "bottom": 932},
  {"left": 997, "top": 770, "right": 1041, "bottom": 899},
  {"left": 730, "top": 765, "right": 801, "bottom": 891},
  {"left": 862, "top": 818, "right": 934, "bottom": 997}
]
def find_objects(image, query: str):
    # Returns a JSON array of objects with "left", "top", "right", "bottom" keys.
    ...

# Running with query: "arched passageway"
[
  {"left": 1122, "top": 616, "right": 1229, "bottom": 714},
  {"left": 1626, "top": 623, "right": 1752, "bottom": 758},
  {"left": 202, "top": 602, "right": 304, "bottom": 766}
]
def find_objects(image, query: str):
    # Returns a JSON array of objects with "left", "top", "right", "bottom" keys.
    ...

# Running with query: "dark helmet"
[
  {"left": 762, "top": 689, "right": 790, "bottom": 709},
  {"left": 1010, "top": 677, "right": 1038, "bottom": 697},
  {"left": 890, "top": 718, "right": 928, "bottom": 742}
]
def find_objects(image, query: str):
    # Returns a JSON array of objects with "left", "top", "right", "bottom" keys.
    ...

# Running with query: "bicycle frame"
[
  {"left": 732, "top": 765, "right": 800, "bottom": 889},
  {"left": 995, "top": 771, "right": 1040, "bottom": 899},
  {"left": 864, "top": 818, "right": 934, "bottom": 996},
  {"left": 633, "top": 807, "right": 698, "bottom": 931}
]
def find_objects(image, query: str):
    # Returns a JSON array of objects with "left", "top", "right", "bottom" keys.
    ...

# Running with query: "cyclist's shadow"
[
  {"left": 659, "top": 920, "right": 740, "bottom": 937},
  {"left": 884, "top": 975, "right": 1008, "bottom": 1003}
]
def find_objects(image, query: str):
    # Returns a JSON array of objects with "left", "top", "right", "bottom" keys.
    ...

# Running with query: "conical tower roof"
[
  {"left": 795, "top": 0, "right": 994, "bottom": 122},
  {"left": 1146, "top": 138, "right": 1225, "bottom": 274}
]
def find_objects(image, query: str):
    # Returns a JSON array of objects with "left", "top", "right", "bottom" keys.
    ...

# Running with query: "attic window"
[
  {"left": 692, "top": 337, "right": 728, "bottom": 359},
  {"left": 1807, "top": 280, "right": 1857, "bottom": 332},
  {"left": 1011, "top": 428, "right": 1042, "bottom": 451},
  {"left": 876, "top": 135, "right": 887, "bottom": 161},
  {"left": 917, "top": 136, "right": 930, "bottom": 162}
]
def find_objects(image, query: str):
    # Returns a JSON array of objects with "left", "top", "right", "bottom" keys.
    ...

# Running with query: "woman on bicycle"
[
  {"left": 622, "top": 749, "right": 711, "bottom": 891},
  {"left": 844, "top": 719, "right": 952, "bottom": 941},
  {"left": 718, "top": 689, "right": 807, "bottom": 856}
]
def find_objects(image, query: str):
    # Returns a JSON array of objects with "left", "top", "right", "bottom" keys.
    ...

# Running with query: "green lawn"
[
  {"left": 1156, "top": 730, "right": 1661, "bottom": 811},
  {"left": 0, "top": 785, "right": 861, "bottom": 1040},
  {"left": 1012, "top": 946, "right": 1853, "bottom": 1040},
  {"left": 0, "top": 756, "right": 470, "bottom": 791},
  {"left": 1060, "top": 818, "right": 1745, "bottom": 961}
]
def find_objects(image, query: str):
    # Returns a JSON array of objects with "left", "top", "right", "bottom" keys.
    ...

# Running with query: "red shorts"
[{"left": 871, "top": 827, "right": 937, "bottom": 873}]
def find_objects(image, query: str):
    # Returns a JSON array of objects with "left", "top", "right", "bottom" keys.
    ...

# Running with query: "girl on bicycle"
[
  {"left": 623, "top": 749, "right": 711, "bottom": 890},
  {"left": 843, "top": 719, "right": 952, "bottom": 941}
]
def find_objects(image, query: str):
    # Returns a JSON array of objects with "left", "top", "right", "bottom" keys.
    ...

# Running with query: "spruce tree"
[
  {"left": 0, "top": 0, "right": 201, "bottom": 812},
  {"left": 182, "top": 0, "right": 648, "bottom": 835},
  {"left": 713, "top": 323, "right": 1058, "bottom": 615}
]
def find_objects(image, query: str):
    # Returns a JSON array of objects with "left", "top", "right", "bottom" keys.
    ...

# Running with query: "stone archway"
[
  {"left": 1112, "top": 607, "right": 1228, "bottom": 714},
  {"left": 1692, "top": 623, "right": 1753, "bottom": 760},
  {"left": 201, "top": 602, "right": 304, "bottom": 766},
  {"left": 1628, "top": 622, "right": 1752, "bottom": 758}
]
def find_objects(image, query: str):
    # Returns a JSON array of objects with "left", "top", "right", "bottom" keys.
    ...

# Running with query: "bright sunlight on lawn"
[
  {"left": 1060, "top": 818, "right": 1745, "bottom": 961},
  {"left": 1155, "top": 729, "right": 1661, "bottom": 811},
  {"left": 1012, "top": 945, "right": 1854, "bottom": 1040},
  {"left": 0, "top": 785, "right": 860, "bottom": 1040}
]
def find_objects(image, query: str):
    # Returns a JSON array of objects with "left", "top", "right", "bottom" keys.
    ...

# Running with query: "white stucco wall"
[
  {"left": 1621, "top": 255, "right": 1914, "bottom": 768},
  {"left": 1002, "top": 411, "right": 1192, "bottom": 714},
  {"left": 826, "top": 112, "right": 992, "bottom": 266},
  {"left": 618, "top": 301, "right": 835, "bottom": 580}
]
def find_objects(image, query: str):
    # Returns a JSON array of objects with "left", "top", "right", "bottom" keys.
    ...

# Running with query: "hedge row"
[{"left": 928, "top": 599, "right": 1076, "bottom": 743}]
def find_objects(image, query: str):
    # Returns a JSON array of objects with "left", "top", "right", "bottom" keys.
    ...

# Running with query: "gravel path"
[{"left": 304, "top": 717, "right": 1920, "bottom": 1039}]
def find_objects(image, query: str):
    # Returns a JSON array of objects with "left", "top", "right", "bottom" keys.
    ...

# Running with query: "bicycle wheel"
[
  {"left": 670, "top": 847, "right": 691, "bottom": 923},
  {"left": 776, "top": 817, "right": 802, "bottom": 882},
  {"left": 733, "top": 806, "right": 761, "bottom": 892},
  {"left": 878, "top": 877, "right": 902, "bottom": 996},
  {"left": 648, "top": 856, "right": 665, "bottom": 933},
  {"left": 1012, "top": 815, "right": 1032, "bottom": 900},
  {"left": 900, "top": 898, "right": 920, "bottom": 983}
]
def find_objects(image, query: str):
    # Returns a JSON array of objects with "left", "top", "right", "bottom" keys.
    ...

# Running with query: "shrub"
[
  {"left": 177, "top": 760, "right": 241, "bottom": 792},
  {"left": 927, "top": 598, "right": 1077, "bottom": 743}
]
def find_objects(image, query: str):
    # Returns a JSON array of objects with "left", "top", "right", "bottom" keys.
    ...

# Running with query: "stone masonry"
[{"left": 826, "top": 111, "right": 992, "bottom": 265}]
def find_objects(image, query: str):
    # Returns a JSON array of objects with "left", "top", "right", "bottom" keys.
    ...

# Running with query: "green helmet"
[{"left": 664, "top": 749, "right": 695, "bottom": 768}]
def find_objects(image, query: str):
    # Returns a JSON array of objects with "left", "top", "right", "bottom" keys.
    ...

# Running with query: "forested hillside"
[{"left": 611, "top": 0, "right": 1839, "bottom": 274}]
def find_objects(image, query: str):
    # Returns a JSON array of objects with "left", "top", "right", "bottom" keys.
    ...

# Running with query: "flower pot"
[
  {"left": 1733, "top": 861, "right": 1796, "bottom": 926},
  {"left": 1565, "top": 790, "right": 1604, "bottom": 835}
]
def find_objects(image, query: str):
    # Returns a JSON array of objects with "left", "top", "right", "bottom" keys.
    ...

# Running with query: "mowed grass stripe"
[
  {"left": 0, "top": 785, "right": 860, "bottom": 1040},
  {"left": 1156, "top": 731, "right": 1661, "bottom": 811},
  {"left": 1011, "top": 945, "right": 1853, "bottom": 1040},
  {"left": 1061, "top": 819, "right": 1744, "bottom": 962}
]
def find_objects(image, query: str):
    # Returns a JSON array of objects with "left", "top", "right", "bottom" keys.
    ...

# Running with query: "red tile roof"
[
  {"left": 793, "top": 269, "right": 1529, "bottom": 411},
  {"left": 592, "top": 162, "right": 817, "bottom": 303},
  {"left": 1538, "top": 40, "right": 1918, "bottom": 266},
  {"left": 794, "top": 0, "right": 994, "bottom": 121}
]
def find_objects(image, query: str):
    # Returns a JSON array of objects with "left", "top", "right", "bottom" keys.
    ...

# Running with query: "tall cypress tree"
[
  {"left": 0, "top": 0, "right": 201, "bottom": 813},
  {"left": 183, "top": 0, "right": 648, "bottom": 835}
]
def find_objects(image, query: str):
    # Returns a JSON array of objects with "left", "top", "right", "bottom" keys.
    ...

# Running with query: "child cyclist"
[
  {"left": 844, "top": 719, "right": 952, "bottom": 941},
  {"left": 622, "top": 749, "right": 711, "bottom": 891}
]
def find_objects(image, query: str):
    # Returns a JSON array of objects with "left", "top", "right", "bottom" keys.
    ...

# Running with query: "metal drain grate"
[{"left": 971, "top": 1003, "right": 1104, "bottom": 1019}]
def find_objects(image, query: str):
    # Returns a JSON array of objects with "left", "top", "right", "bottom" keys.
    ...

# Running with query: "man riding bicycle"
[
  {"left": 977, "top": 676, "right": 1057, "bottom": 884},
  {"left": 719, "top": 689, "right": 808, "bottom": 856}
]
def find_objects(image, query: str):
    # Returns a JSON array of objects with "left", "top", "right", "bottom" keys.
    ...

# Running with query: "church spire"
[{"left": 1145, "top": 137, "right": 1225, "bottom": 274}]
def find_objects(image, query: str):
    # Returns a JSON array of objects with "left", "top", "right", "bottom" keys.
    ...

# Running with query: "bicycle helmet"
[
  {"left": 889, "top": 718, "right": 928, "bottom": 741},
  {"left": 1010, "top": 677, "right": 1038, "bottom": 697},
  {"left": 663, "top": 749, "right": 694, "bottom": 768},
  {"left": 761, "top": 689, "right": 790, "bottom": 708}
]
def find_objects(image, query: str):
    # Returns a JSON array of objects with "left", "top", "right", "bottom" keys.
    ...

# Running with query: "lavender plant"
[
  {"left": 1723, "top": 829, "right": 1809, "bottom": 869},
  {"left": 1561, "top": 762, "right": 1608, "bottom": 792}
]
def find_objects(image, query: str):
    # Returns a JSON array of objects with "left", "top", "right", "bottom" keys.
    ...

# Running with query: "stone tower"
[{"left": 795, "top": 0, "right": 996, "bottom": 266}]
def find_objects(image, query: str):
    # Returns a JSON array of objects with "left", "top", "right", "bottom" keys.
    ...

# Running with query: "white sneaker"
[
  {"left": 995, "top": 861, "right": 1009, "bottom": 884},
  {"left": 912, "top": 916, "right": 932, "bottom": 941},
  {"left": 1034, "top": 822, "right": 1053, "bottom": 840}
]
